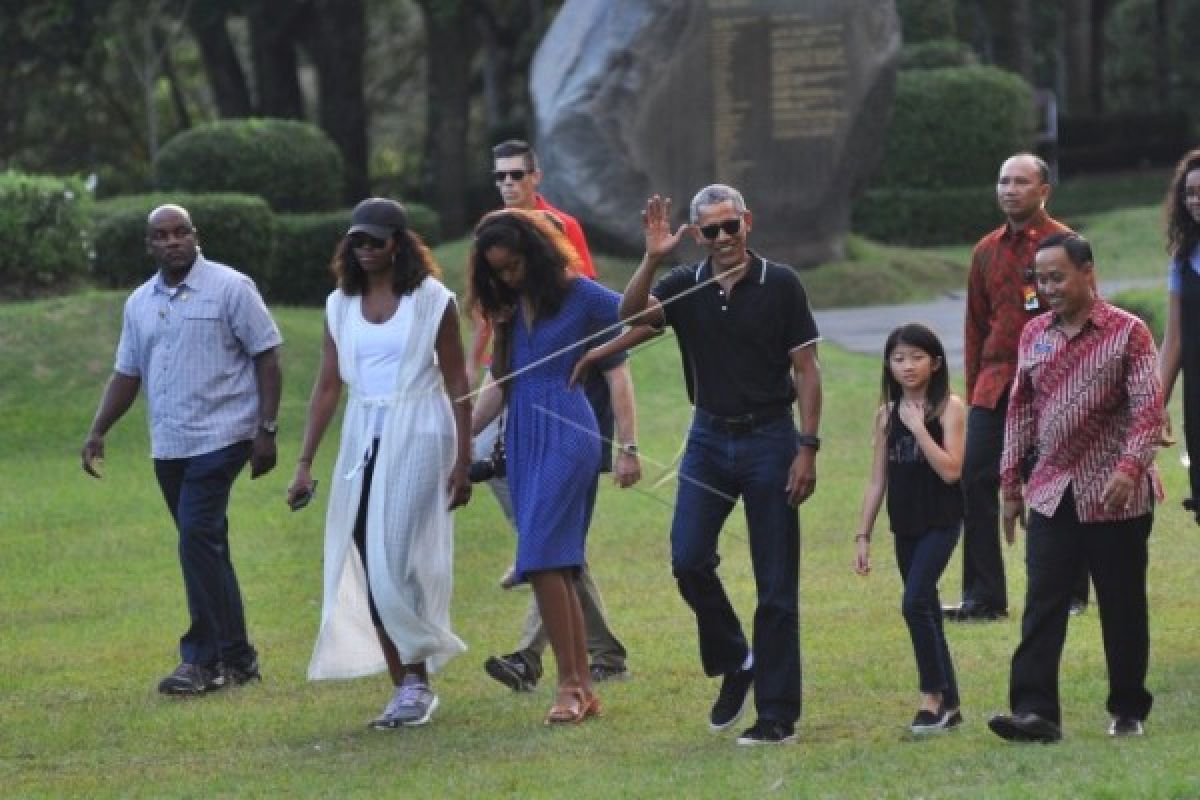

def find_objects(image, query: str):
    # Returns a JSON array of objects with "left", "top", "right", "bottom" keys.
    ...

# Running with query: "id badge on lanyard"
[{"left": 1022, "top": 264, "right": 1040, "bottom": 311}]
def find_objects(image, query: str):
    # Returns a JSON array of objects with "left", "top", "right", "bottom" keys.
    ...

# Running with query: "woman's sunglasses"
[
  {"left": 698, "top": 218, "right": 743, "bottom": 240},
  {"left": 347, "top": 232, "right": 387, "bottom": 250}
]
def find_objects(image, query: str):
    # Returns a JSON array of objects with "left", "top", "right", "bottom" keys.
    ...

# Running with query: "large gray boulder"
[{"left": 531, "top": 0, "right": 901, "bottom": 267}]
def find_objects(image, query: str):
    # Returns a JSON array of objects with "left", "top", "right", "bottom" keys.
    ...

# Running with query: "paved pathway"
[{"left": 813, "top": 278, "right": 1161, "bottom": 373}]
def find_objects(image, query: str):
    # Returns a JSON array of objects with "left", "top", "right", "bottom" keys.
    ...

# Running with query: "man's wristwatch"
[
  {"left": 259, "top": 419, "right": 278, "bottom": 436},
  {"left": 796, "top": 433, "right": 820, "bottom": 451},
  {"left": 618, "top": 442, "right": 639, "bottom": 456}
]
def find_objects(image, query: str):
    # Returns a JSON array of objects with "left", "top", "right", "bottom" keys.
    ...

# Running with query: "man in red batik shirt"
[
  {"left": 947, "top": 153, "right": 1071, "bottom": 622},
  {"left": 987, "top": 232, "right": 1162, "bottom": 743}
]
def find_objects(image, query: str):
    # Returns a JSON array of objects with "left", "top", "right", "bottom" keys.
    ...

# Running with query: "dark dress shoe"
[
  {"left": 988, "top": 712, "right": 1062, "bottom": 743},
  {"left": 945, "top": 604, "right": 1008, "bottom": 622}
]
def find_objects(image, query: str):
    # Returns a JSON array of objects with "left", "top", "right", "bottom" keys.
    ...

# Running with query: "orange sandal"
[
  {"left": 545, "top": 687, "right": 588, "bottom": 725},
  {"left": 582, "top": 691, "right": 603, "bottom": 719}
]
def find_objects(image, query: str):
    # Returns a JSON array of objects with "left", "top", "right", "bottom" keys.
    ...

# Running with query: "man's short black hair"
[
  {"left": 492, "top": 139, "right": 539, "bottom": 171},
  {"left": 1037, "top": 231, "right": 1093, "bottom": 267}
]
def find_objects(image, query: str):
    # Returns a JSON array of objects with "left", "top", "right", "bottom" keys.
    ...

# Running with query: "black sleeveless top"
[{"left": 886, "top": 409, "right": 964, "bottom": 537}]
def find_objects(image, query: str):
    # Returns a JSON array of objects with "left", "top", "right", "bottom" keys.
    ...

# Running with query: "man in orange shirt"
[{"left": 949, "top": 153, "right": 1071, "bottom": 622}]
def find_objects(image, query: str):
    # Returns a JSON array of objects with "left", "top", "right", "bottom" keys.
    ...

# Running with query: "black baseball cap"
[{"left": 347, "top": 197, "right": 407, "bottom": 239}]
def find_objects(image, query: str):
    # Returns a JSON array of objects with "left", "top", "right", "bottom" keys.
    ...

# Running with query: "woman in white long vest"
[{"left": 288, "top": 198, "right": 472, "bottom": 729}]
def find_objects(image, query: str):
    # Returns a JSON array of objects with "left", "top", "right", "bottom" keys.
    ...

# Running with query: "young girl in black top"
[{"left": 853, "top": 323, "right": 966, "bottom": 734}]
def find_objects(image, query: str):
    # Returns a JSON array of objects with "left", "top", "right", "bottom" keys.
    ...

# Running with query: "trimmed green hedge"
[
  {"left": 91, "top": 193, "right": 275, "bottom": 290},
  {"left": 0, "top": 171, "right": 90, "bottom": 298},
  {"left": 853, "top": 185, "right": 999, "bottom": 246},
  {"left": 856, "top": 65, "right": 1033, "bottom": 245},
  {"left": 875, "top": 66, "right": 1034, "bottom": 190},
  {"left": 270, "top": 202, "right": 443, "bottom": 306},
  {"left": 155, "top": 119, "right": 344, "bottom": 212}
]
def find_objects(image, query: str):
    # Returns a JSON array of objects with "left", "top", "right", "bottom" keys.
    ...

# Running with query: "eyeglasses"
[
  {"left": 493, "top": 169, "right": 529, "bottom": 183},
  {"left": 348, "top": 232, "right": 387, "bottom": 250},
  {"left": 698, "top": 218, "right": 742, "bottom": 240}
]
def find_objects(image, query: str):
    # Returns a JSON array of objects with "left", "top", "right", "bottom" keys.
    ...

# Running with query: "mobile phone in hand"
[{"left": 289, "top": 479, "right": 319, "bottom": 511}]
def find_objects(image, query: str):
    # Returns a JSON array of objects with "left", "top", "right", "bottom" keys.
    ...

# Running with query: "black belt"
[{"left": 695, "top": 405, "right": 792, "bottom": 435}]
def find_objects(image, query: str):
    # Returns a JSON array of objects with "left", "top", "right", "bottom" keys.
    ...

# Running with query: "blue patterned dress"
[{"left": 506, "top": 278, "right": 620, "bottom": 581}]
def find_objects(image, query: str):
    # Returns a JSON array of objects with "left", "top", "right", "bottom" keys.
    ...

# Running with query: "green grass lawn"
[{"left": 3, "top": 290, "right": 1199, "bottom": 798}]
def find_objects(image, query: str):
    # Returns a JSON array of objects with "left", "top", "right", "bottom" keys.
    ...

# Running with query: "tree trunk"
[
  {"left": 1089, "top": 0, "right": 1108, "bottom": 114},
  {"left": 1010, "top": 0, "right": 1035, "bottom": 84},
  {"left": 415, "top": 0, "right": 480, "bottom": 236},
  {"left": 248, "top": 0, "right": 306, "bottom": 118},
  {"left": 186, "top": 6, "right": 253, "bottom": 118},
  {"left": 298, "top": 0, "right": 370, "bottom": 201},
  {"left": 1153, "top": 0, "right": 1172, "bottom": 108},
  {"left": 1063, "top": 0, "right": 1094, "bottom": 115}
]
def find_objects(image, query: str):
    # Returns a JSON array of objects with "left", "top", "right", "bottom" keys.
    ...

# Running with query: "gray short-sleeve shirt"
[{"left": 115, "top": 255, "right": 282, "bottom": 459}]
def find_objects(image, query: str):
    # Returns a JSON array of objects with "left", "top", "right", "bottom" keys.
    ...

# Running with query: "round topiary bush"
[
  {"left": 855, "top": 65, "right": 1034, "bottom": 244},
  {"left": 0, "top": 171, "right": 90, "bottom": 299},
  {"left": 875, "top": 66, "right": 1034, "bottom": 190},
  {"left": 91, "top": 193, "right": 275, "bottom": 290},
  {"left": 155, "top": 119, "right": 344, "bottom": 212}
]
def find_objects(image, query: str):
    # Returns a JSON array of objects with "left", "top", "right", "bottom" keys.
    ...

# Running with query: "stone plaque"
[{"left": 531, "top": 0, "right": 900, "bottom": 267}]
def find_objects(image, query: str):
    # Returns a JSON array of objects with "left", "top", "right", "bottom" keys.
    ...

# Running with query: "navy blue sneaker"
[{"left": 736, "top": 719, "right": 796, "bottom": 745}]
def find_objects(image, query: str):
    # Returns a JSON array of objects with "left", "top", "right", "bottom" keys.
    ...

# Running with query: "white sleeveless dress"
[{"left": 307, "top": 277, "right": 466, "bottom": 680}]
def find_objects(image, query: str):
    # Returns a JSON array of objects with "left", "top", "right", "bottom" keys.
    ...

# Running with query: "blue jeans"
[
  {"left": 894, "top": 526, "right": 961, "bottom": 709},
  {"left": 670, "top": 414, "right": 801, "bottom": 725},
  {"left": 153, "top": 440, "right": 256, "bottom": 669}
]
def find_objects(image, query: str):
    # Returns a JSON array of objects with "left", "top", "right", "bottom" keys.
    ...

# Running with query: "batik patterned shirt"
[{"left": 1000, "top": 299, "right": 1163, "bottom": 523}]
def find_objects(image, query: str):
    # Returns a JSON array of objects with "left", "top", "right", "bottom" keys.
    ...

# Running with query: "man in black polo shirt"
[{"left": 619, "top": 185, "right": 822, "bottom": 746}]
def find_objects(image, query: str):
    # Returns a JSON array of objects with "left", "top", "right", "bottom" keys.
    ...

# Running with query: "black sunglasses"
[
  {"left": 493, "top": 169, "right": 529, "bottom": 183},
  {"left": 348, "top": 232, "right": 387, "bottom": 250},
  {"left": 698, "top": 218, "right": 742, "bottom": 240}
]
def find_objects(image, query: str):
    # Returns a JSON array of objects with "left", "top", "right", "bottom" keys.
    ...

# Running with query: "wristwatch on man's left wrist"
[
  {"left": 796, "top": 433, "right": 820, "bottom": 451},
  {"left": 618, "top": 442, "right": 639, "bottom": 457},
  {"left": 259, "top": 419, "right": 278, "bottom": 436}
]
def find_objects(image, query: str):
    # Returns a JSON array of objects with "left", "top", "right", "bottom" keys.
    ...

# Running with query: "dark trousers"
[
  {"left": 895, "top": 526, "right": 961, "bottom": 709},
  {"left": 1184, "top": 368, "right": 1200, "bottom": 504},
  {"left": 1009, "top": 489, "right": 1153, "bottom": 726},
  {"left": 670, "top": 415, "right": 801, "bottom": 725},
  {"left": 153, "top": 440, "right": 255, "bottom": 669},
  {"left": 351, "top": 441, "right": 383, "bottom": 627},
  {"left": 959, "top": 401, "right": 1009, "bottom": 611}
]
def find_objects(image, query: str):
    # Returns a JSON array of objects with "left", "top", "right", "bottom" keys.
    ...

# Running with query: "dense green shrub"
[
  {"left": 155, "top": 119, "right": 344, "bottom": 212},
  {"left": 896, "top": 0, "right": 956, "bottom": 43},
  {"left": 856, "top": 65, "right": 1033, "bottom": 244},
  {"left": 271, "top": 212, "right": 344, "bottom": 306},
  {"left": 853, "top": 185, "right": 999, "bottom": 246},
  {"left": 270, "top": 202, "right": 443, "bottom": 306},
  {"left": 874, "top": 66, "right": 1034, "bottom": 190},
  {"left": 0, "top": 171, "right": 90, "bottom": 299},
  {"left": 91, "top": 193, "right": 275, "bottom": 290}
]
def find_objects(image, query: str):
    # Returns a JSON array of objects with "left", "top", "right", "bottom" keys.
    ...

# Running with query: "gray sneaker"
[
  {"left": 370, "top": 687, "right": 407, "bottom": 730},
  {"left": 391, "top": 674, "right": 439, "bottom": 727}
]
